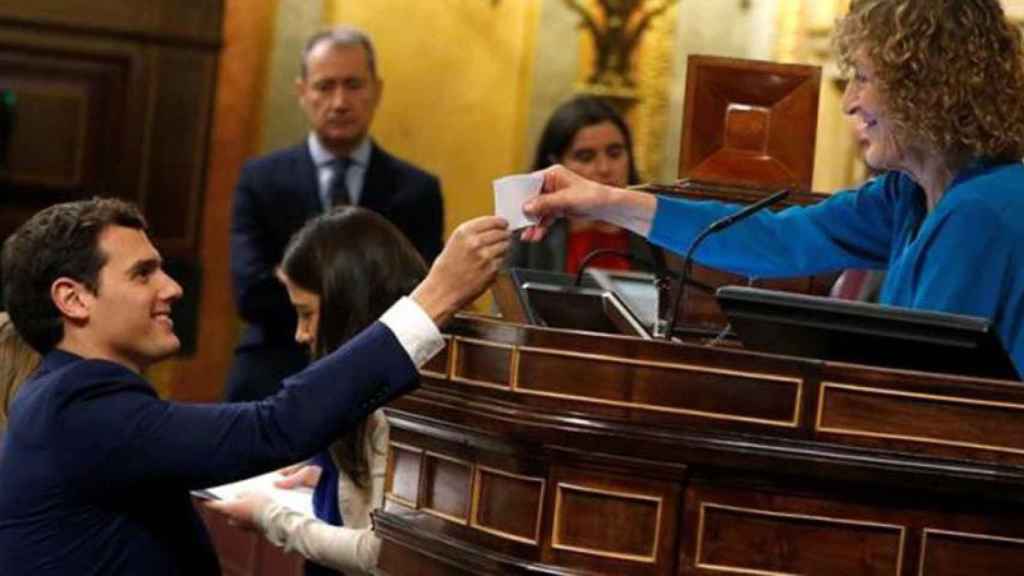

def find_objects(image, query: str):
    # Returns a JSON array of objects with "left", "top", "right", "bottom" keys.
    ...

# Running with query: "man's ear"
[{"left": 51, "top": 277, "right": 92, "bottom": 322}]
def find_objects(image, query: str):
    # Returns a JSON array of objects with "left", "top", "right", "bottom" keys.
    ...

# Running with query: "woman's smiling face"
[{"left": 842, "top": 53, "right": 908, "bottom": 172}]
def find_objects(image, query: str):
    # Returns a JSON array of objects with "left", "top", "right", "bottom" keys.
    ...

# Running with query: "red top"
[{"left": 565, "top": 226, "right": 632, "bottom": 274}]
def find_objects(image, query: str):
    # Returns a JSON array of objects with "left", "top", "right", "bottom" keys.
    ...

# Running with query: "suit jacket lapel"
[
  {"left": 360, "top": 142, "right": 395, "bottom": 213},
  {"left": 296, "top": 142, "right": 322, "bottom": 215}
]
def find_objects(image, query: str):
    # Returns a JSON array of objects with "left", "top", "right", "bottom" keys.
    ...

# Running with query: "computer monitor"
[
  {"left": 716, "top": 286, "right": 1019, "bottom": 380},
  {"left": 519, "top": 282, "right": 651, "bottom": 339},
  {"left": 498, "top": 268, "right": 657, "bottom": 337},
  {"left": 586, "top": 269, "right": 659, "bottom": 328}
]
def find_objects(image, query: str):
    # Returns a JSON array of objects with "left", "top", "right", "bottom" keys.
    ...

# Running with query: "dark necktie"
[{"left": 328, "top": 157, "right": 351, "bottom": 207}]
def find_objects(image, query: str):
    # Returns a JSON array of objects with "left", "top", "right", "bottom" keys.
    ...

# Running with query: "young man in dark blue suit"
[
  {"left": 0, "top": 198, "right": 508, "bottom": 575},
  {"left": 228, "top": 26, "right": 444, "bottom": 402}
]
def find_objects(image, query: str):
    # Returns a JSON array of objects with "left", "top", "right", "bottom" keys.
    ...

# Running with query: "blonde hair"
[
  {"left": 0, "top": 312, "right": 41, "bottom": 429},
  {"left": 834, "top": 0, "right": 1024, "bottom": 165}
]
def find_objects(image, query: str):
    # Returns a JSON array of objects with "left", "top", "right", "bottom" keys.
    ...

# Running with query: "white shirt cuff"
[{"left": 379, "top": 296, "right": 445, "bottom": 368}]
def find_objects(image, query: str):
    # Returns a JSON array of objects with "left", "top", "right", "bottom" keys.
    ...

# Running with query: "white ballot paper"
[
  {"left": 493, "top": 173, "right": 543, "bottom": 230},
  {"left": 192, "top": 470, "right": 314, "bottom": 517}
]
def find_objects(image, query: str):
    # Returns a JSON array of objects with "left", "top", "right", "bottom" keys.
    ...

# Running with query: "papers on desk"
[
  {"left": 192, "top": 470, "right": 314, "bottom": 517},
  {"left": 493, "top": 173, "right": 543, "bottom": 230}
]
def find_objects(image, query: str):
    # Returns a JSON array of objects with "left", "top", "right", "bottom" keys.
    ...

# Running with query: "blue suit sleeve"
[
  {"left": 58, "top": 322, "right": 418, "bottom": 492},
  {"left": 648, "top": 177, "right": 896, "bottom": 278}
]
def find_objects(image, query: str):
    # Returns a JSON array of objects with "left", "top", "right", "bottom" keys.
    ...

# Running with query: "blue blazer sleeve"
[
  {"left": 56, "top": 322, "right": 417, "bottom": 492},
  {"left": 648, "top": 176, "right": 897, "bottom": 278}
]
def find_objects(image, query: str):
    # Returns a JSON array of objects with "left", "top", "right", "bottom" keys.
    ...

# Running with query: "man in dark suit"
[
  {"left": 0, "top": 197, "right": 508, "bottom": 575},
  {"left": 228, "top": 26, "right": 443, "bottom": 401}
]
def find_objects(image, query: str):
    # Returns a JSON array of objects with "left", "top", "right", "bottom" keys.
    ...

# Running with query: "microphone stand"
[{"left": 663, "top": 189, "right": 791, "bottom": 340}]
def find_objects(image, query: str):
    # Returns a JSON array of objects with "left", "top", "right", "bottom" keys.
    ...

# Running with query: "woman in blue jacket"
[{"left": 523, "top": 0, "right": 1024, "bottom": 375}]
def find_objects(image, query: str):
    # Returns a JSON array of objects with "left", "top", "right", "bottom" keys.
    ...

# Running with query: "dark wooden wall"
[
  {"left": 0, "top": 0, "right": 222, "bottom": 258},
  {"left": 0, "top": 0, "right": 265, "bottom": 400},
  {"left": 0, "top": 0, "right": 222, "bottom": 363}
]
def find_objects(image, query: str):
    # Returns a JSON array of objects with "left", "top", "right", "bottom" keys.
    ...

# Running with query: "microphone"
[{"left": 663, "top": 188, "right": 791, "bottom": 339}]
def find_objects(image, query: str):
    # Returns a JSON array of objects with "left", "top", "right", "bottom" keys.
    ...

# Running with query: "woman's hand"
[
  {"left": 273, "top": 463, "right": 321, "bottom": 490},
  {"left": 204, "top": 491, "right": 273, "bottom": 532},
  {"left": 521, "top": 165, "right": 656, "bottom": 241}
]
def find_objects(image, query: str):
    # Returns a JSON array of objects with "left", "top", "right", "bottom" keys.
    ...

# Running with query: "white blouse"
[{"left": 257, "top": 410, "right": 388, "bottom": 575}]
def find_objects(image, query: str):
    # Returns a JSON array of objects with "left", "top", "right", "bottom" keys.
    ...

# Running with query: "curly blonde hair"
[{"left": 835, "top": 0, "right": 1024, "bottom": 164}]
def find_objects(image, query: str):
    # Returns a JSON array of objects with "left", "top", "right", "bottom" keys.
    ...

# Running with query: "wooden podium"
[
  {"left": 373, "top": 56, "right": 1024, "bottom": 575},
  {"left": 375, "top": 314, "right": 1024, "bottom": 575}
]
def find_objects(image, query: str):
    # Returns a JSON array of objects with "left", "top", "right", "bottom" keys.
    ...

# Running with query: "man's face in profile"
[
  {"left": 79, "top": 226, "right": 183, "bottom": 372},
  {"left": 296, "top": 42, "right": 382, "bottom": 155}
]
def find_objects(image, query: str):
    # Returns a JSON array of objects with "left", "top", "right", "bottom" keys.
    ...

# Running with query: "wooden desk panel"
[{"left": 373, "top": 316, "right": 1024, "bottom": 575}]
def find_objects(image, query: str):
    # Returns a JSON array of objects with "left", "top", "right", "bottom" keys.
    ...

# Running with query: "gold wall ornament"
[{"left": 562, "top": 0, "right": 680, "bottom": 92}]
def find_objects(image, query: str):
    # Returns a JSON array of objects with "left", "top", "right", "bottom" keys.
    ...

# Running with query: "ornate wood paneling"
[
  {"left": 0, "top": 1, "right": 222, "bottom": 45},
  {"left": 692, "top": 502, "right": 905, "bottom": 575},
  {"left": 679, "top": 56, "right": 820, "bottom": 191},
  {"left": 386, "top": 315, "right": 1024, "bottom": 575},
  {"left": 814, "top": 363, "right": 1024, "bottom": 465},
  {"left": 817, "top": 381, "right": 1024, "bottom": 463},
  {"left": 516, "top": 346, "right": 802, "bottom": 427},
  {"left": 472, "top": 466, "right": 545, "bottom": 545},
  {"left": 452, "top": 337, "right": 515, "bottom": 390},
  {"left": 918, "top": 529, "right": 1024, "bottom": 576},
  {"left": 0, "top": 0, "right": 221, "bottom": 259},
  {"left": 385, "top": 442, "right": 423, "bottom": 508},
  {"left": 422, "top": 452, "right": 474, "bottom": 524},
  {"left": 552, "top": 483, "right": 663, "bottom": 562},
  {"left": 423, "top": 328, "right": 809, "bottom": 434},
  {"left": 420, "top": 335, "right": 452, "bottom": 379}
]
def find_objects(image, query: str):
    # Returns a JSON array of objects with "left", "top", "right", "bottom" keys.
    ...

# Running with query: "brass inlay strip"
[
  {"left": 514, "top": 345, "right": 803, "bottom": 428},
  {"left": 551, "top": 482, "right": 663, "bottom": 563},
  {"left": 694, "top": 502, "right": 906, "bottom": 576},
  {"left": 816, "top": 382, "right": 1024, "bottom": 456},
  {"left": 418, "top": 335, "right": 453, "bottom": 380},
  {"left": 469, "top": 465, "right": 546, "bottom": 546},
  {"left": 454, "top": 336, "right": 516, "bottom": 350},
  {"left": 383, "top": 442, "right": 423, "bottom": 509},
  {"left": 449, "top": 337, "right": 515, "bottom": 391},
  {"left": 917, "top": 528, "right": 1024, "bottom": 576},
  {"left": 420, "top": 451, "right": 474, "bottom": 526}
]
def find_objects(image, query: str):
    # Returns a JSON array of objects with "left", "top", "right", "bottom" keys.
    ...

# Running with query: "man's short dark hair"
[
  {"left": 300, "top": 26, "right": 377, "bottom": 79},
  {"left": 1, "top": 198, "right": 147, "bottom": 354}
]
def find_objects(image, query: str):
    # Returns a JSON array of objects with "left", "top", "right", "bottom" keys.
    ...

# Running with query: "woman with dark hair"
[
  {"left": 207, "top": 206, "right": 426, "bottom": 575},
  {"left": 522, "top": 0, "right": 1024, "bottom": 375},
  {"left": 507, "top": 95, "right": 653, "bottom": 273}
]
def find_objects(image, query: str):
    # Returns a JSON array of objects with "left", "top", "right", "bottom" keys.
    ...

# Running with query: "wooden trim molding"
[
  {"left": 816, "top": 382, "right": 1024, "bottom": 456},
  {"left": 551, "top": 482, "right": 663, "bottom": 563},
  {"left": 695, "top": 502, "right": 906, "bottom": 576},
  {"left": 515, "top": 345, "right": 803, "bottom": 428},
  {"left": 469, "top": 465, "right": 546, "bottom": 546}
]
